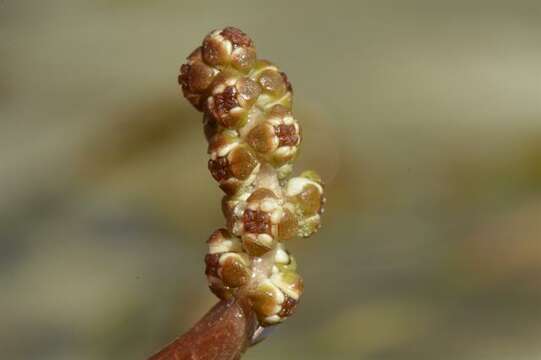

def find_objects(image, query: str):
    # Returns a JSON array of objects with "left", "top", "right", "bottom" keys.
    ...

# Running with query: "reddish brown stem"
[{"left": 148, "top": 298, "right": 258, "bottom": 360}]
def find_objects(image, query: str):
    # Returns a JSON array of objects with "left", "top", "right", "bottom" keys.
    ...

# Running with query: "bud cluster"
[{"left": 179, "top": 27, "right": 325, "bottom": 326}]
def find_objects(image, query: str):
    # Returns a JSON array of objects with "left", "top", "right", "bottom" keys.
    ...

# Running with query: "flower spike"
[{"left": 179, "top": 27, "right": 325, "bottom": 326}]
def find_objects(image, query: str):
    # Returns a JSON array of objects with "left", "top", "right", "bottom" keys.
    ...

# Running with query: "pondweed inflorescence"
[{"left": 179, "top": 27, "right": 325, "bottom": 326}]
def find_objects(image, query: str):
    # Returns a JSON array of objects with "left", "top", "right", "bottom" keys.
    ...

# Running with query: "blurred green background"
[{"left": 2, "top": 0, "right": 541, "bottom": 359}]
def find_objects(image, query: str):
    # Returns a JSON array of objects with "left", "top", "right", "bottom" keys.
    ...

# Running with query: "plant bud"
[
  {"left": 218, "top": 252, "right": 251, "bottom": 288},
  {"left": 249, "top": 60, "right": 293, "bottom": 110},
  {"left": 245, "top": 105, "right": 301, "bottom": 171},
  {"left": 207, "top": 76, "right": 261, "bottom": 128},
  {"left": 205, "top": 229, "right": 252, "bottom": 297},
  {"left": 285, "top": 172, "right": 325, "bottom": 237},
  {"left": 178, "top": 48, "right": 219, "bottom": 111},
  {"left": 248, "top": 279, "right": 285, "bottom": 325},
  {"left": 208, "top": 133, "right": 260, "bottom": 195},
  {"left": 202, "top": 27, "right": 255, "bottom": 70},
  {"left": 239, "top": 188, "right": 286, "bottom": 254}
]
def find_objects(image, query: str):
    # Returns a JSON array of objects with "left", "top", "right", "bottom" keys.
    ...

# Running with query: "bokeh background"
[{"left": 2, "top": 1, "right": 541, "bottom": 359}]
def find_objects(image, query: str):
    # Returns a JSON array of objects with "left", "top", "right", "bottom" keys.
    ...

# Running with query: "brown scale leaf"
[
  {"left": 246, "top": 124, "right": 276, "bottom": 154},
  {"left": 228, "top": 147, "right": 257, "bottom": 180},
  {"left": 221, "top": 256, "right": 250, "bottom": 288},
  {"left": 202, "top": 36, "right": 230, "bottom": 66}
]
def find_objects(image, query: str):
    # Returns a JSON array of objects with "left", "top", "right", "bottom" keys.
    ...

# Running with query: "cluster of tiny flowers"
[{"left": 179, "top": 27, "right": 325, "bottom": 326}]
